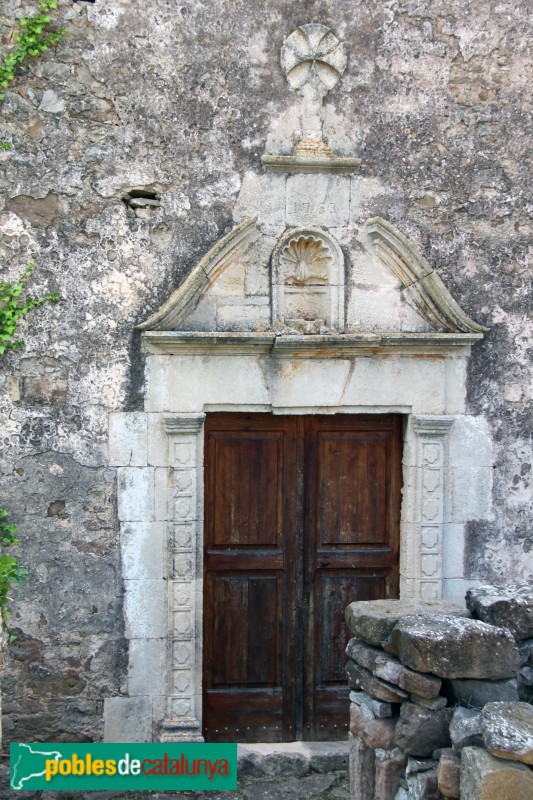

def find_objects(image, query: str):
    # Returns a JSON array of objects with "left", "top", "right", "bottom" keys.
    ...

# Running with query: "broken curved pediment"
[
  {"left": 138, "top": 215, "right": 488, "bottom": 339},
  {"left": 136, "top": 216, "right": 259, "bottom": 331},
  {"left": 365, "top": 217, "right": 488, "bottom": 335}
]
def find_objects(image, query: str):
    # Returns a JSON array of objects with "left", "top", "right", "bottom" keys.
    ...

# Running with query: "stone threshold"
[{"left": 238, "top": 739, "right": 350, "bottom": 776}]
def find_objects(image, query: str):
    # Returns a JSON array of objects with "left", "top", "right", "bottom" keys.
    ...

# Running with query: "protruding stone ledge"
[
  {"left": 141, "top": 330, "right": 484, "bottom": 357},
  {"left": 261, "top": 153, "right": 361, "bottom": 174}
]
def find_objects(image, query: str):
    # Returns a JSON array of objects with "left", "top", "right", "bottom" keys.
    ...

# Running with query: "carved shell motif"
[{"left": 281, "top": 234, "right": 332, "bottom": 285}]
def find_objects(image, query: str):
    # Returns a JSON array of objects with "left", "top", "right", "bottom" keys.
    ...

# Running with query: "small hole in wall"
[{"left": 122, "top": 186, "right": 162, "bottom": 219}]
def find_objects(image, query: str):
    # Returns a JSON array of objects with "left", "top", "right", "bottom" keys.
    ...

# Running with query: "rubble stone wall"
[{"left": 345, "top": 588, "right": 533, "bottom": 800}]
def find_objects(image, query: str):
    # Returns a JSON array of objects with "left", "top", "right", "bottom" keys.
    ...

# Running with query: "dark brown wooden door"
[{"left": 203, "top": 413, "right": 402, "bottom": 742}]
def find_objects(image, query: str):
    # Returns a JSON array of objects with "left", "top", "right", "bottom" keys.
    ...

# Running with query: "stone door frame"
[{"left": 105, "top": 330, "right": 494, "bottom": 743}]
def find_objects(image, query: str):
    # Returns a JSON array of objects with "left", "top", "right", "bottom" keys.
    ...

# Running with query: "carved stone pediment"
[
  {"left": 137, "top": 22, "right": 487, "bottom": 348},
  {"left": 365, "top": 217, "right": 488, "bottom": 335},
  {"left": 137, "top": 214, "right": 487, "bottom": 344}
]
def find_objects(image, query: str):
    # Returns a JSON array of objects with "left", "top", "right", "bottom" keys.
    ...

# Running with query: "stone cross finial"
[{"left": 280, "top": 24, "right": 347, "bottom": 155}]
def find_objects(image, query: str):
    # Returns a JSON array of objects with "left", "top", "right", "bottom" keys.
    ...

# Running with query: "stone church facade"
[{"left": 0, "top": 1, "right": 530, "bottom": 745}]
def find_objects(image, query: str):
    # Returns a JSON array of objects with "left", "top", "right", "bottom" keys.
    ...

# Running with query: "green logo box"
[{"left": 11, "top": 742, "right": 237, "bottom": 791}]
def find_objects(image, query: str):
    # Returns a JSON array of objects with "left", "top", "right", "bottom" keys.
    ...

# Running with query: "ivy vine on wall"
[
  {"left": 0, "top": 0, "right": 65, "bottom": 103},
  {"left": 0, "top": 263, "right": 61, "bottom": 638}
]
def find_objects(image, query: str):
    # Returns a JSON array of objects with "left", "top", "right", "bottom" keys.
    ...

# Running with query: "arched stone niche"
[{"left": 272, "top": 227, "right": 345, "bottom": 333}]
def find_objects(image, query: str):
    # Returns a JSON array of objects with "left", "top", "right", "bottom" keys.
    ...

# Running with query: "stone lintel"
[{"left": 142, "top": 330, "right": 482, "bottom": 357}]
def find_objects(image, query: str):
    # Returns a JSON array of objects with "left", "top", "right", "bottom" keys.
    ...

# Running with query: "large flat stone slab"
[
  {"left": 346, "top": 638, "right": 442, "bottom": 698},
  {"left": 238, "top": 741, "right": 349, "bottom": 777},
  {"left": 344, "top": 600, "right": 467, "bottom": 647},
  {"left": 346, "top": 660, "right": 409, "bottom": 703},
  {"left": 383, "top": 614, "right": 520, "bottom": 679},
  {"left": 466, "top": 583, "right": 533, "bottom": 640},
  {"left": 460, "top": 746, "right": 533, "bottom": 800},
  {"left": 481, "top": 701, "right": 533, "bottom": 765}
]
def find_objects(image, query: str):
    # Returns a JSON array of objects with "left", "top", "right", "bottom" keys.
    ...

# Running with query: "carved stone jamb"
[
  {"left": 159, "top": 413, "right": 205, "bottom": 743},
  {"left": 404, "top": 416, "right": 454, "bottom": 601},
  {"left": 272, "top": 227, "right": 345, "bottom": 333}
]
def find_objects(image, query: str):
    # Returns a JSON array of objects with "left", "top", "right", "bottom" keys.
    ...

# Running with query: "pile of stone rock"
[{"left": 345, "top": 585, "right": 533, "bottom": 800}]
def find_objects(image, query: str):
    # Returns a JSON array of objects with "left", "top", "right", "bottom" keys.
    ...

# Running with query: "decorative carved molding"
[
  {"left": 281, "top": 233, "right": 331, "bottom": 285},
  {"left": 411, "top": 416, "right": 454, "bottom": 601},
  {"left": 159, "top": 414, "right": 205, "bottom": 742},
  {"left": 136, "top": 217, "right": 259, "bottom": 332},
  {"left": 164, "top": 414, "right": 206, "bottom": 435},
  {"left": 262, "top": 24, "right": 361, "bottom": 174},
  {"left": 261, "top": 152, "right": 361, "bottom": 174},
  {"left": 272, "top": 227, "right": 345, "bottom": 333},
  {"left": 141, "top": 330, "right": 483, "bottom": 356},
  {"left": 281, "top": 24, "right": 347, "bottom": 94},
  {"left": 365, "top": 217, "right": 489, "bottom": 334}
]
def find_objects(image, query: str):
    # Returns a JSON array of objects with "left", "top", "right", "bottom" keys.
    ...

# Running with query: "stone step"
[{"left": 238, "top": 740, "right": 350, "bottom": 777}]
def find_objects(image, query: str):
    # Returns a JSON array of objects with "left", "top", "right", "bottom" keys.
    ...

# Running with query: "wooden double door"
[{"left": 202, "top": 413, "right": 402, "bottom": 742}]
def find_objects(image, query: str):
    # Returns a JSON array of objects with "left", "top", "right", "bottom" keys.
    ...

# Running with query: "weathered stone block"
[
  {"left": 350, "top": 699, "right": 375, "bottom": 734},
  {"left": 350, "top": 690, "right": 393, "bottom": 718},
  {"left": 120, "top": 521, "right": 165, "bottom": 580},
  {"left": 128, "top": 638, "right": 164, "bottom": 697},
  {"left": 345, "top": 600, "right": 467, "bottom": 647},
  {"left": 437, "top": 749, "right": 461, "bottom": 798},
  {"left": 346, "top": 660, "right": 409, "bottom": 703},
  {"left": 406, "top": 770, "right": 439, "bottom": 800},
  {"left": 103, "top": 696, "right": 152, "bottom": 743},
  {"left": 363, "top": 718, "right": 397, "bottom": 750},
  {"left": 393, "top": 703, "right": 452, "bottom": 757},
  {"left": 444, "top": 677, "right": 519, "bottom": 708},
  {"left": 117, "top": 467, "right": 154, "bottom": 522},
  {"left": 466, "top": 583, "right": 533, "bottom": 640},
  {"left": 346, "top": 637, "right": 383, "bottom": 670},
  {"left": 374, "top": 747, "right": 407, "bottom": 800},
  {"left": 347, "top": 637, "right": 442, "bottom": 698},
  {"left": 374, "top": 655, "right": 442, "bottom": 699},
  {"left": 349, "top": 733, "right": 375, "bottom": 800},
  {"left": 409, "top": 693, "right": 447, "bottom": 710},
  {"left": 460, "top": 746, "right": 533, "bottom": 800},
  {"left": 123, "top": 579, "right": 167, "bottom": 639},
  {"left": 383, "top": 614, "right": 520, "bottom": 679},
  {"left": 109, "top": 412, "right": 148, "bottom": 466},
  {"left": 481, "top": 701, "right": 533, "bottom": 765},
  {"left": 449, "top": 707, "right": 484, "bottom": 751}
]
